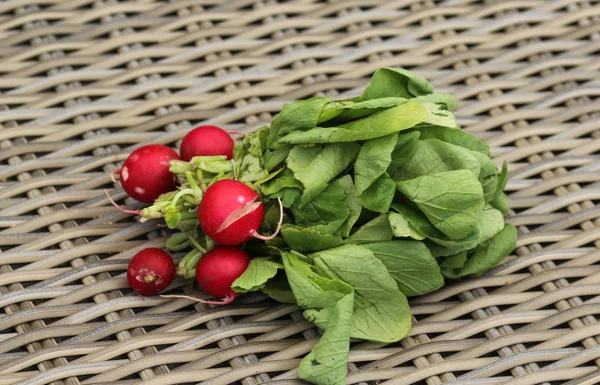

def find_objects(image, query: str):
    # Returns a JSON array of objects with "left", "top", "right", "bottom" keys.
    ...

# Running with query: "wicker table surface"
[{"left": 1, "top": 1, "right": 600, "bottom": 384}]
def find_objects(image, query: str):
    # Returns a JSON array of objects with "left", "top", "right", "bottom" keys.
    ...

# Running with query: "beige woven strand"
[{"left": 1, "top": 1, "right": 599, "bottom": 385}]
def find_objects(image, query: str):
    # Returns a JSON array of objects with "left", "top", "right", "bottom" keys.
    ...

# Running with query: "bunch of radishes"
[{"left": 112, "top": 125, "right": 278, "bottom": 304}]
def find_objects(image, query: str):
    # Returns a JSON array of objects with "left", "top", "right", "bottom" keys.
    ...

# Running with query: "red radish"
[
  {"left": 115, "top": 144, "right": 180, "bottom": 203},
  {"left": 127, "top": 248, "right": 175, "bottom": 295},
  {"left": 180, "top": 125, "right": 235, "bottom": 161},
  {"left": 198, "top": 179, "right": 265, "bottom": 245},
  {"left": 195, "top": 246, "right": 250, "bottom": 302}
]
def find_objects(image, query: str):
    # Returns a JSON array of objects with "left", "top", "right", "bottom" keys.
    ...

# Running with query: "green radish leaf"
[
  {"left": 292, "top": 178, "right": 349, "bottom": 235},
  {"left": 282, "top": 250, "right": 353, "bottom": 311},
  {"left": 318, "top": 97, "right": 409, "bottom": 125},
  {"left": 426, "top": 204, "right": 506, "bottom": 257},
  {"left": 361, "top": 67, "right": 433, "bottom": 100},
  {"left": 394, "top": 139, "right": 482, "bottom": 181},
  {"left": 281, "top": 225, "right": 344, "bottom": 253},
  {"left": 413, "top": 126, "right": 490, "bottom": 156},
  {"left": 495, "top": 162, "right": 509, "bottom": 197},
  {"left": 298, "top": 292, "right": 354, "bottom": 385},
  {"left": 261, "top": 271, "right": 297, "bottom": 304},
  {"left": 354, "top": 133, "right": 398, "bottom": 194},
  {"left": 279, "top": 102, "right": 427, "bottom": 144},
  {"left": 359, "top": 174, "right": 396, "bottom": 214},
  {"left": 468, "top": 150, "right": 499, "bottom": 203},
  {"left": 259, "top": 168, "right": 304, "bottom": 208},
  {"left": 164, "top": 208, "right": 181, "bottom": 229},
  {"left": 287, "top": 143, "right": 360, "bottom": 206},
  {"left": 390, "top": 201, "right": 472, "bottom": 250},
  {"left": 413, "top": 93, "right": 458, "bottom": 112},
  {"left": 490, "top": 192, "right": 510, "bottom": 216},
  {"left": 281, "top": 252, "right": 354, "bottom": 385},
  {"left": 419, "top": 102, "right": 458, "bottom": 128},
  {"left": 337, "top": 175, "right": 362, "bottom": 238},
  {"left": 388, "top": 212, "right": 425, "bottom": 240},
  {"left": 397, "top": 170, "right": 485, "bottom": 240},
  {"left": 239, "top": 153, "right": 268, "bottom": 183},
  {"left": 442, "top": 224, "right": 517, "bottom": 279},
  {"left": 387, "top": 131, "right": 421, "bottom": 180},
  {"left": 439, "top": 251, "right": 468, "bottom": 270},
  {"left": 263, "top": 144, "right": 293, "bottom": 172},
  {"left": 268, "top": 97, "right": 331, "bottom": 148},
  {"left": 362, "top": 241, "right": 444, "bottom": 297},
  {"left": 346, "top": 214, "right": 394, "bottom": 244},
  {"left": 232, "top": 257, "right": 283, "bottom": 293},
  {"left": 310, "top": 244, "right": 412, "bottom": 343}
]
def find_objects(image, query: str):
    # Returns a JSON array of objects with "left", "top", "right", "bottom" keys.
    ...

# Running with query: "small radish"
[
  {"left": 195, "top": 246, "right": 250, "bottom": 303},
  {"left": 127, "top": 248, "right": 175, "bottom": 295},
  {"left": 180, "top": 125, "right": 235, "bottom": 161},
  {"left": 113, "top": 144, "right": 180, "bottom": 203},
  {"left": 198, "top": 179, "right": 282, "bottom": 245}
]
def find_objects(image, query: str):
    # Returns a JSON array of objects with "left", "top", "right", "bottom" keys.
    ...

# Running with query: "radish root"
[
  {"left": 110, "top": 169, "right": 120, "bottom": 183},
  {"left": 160, "top": 293, "right": 235, "bottom": 306},
  {"left": 104, "top": 189, "right": 142, "bottom": 216},
  {"left": 253, "top": 197, "right": 283, "bottom": 241},
  {"left": 226, "top": 129, "right": 245, "bottom": 137}
]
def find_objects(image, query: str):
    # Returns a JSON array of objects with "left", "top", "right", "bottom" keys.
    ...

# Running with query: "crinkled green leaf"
[
  {"left": 243, "top": 126, "right": 266, "bottom": 159},
  {"left": 394, "top": 139, "right": 481, "bottom": 181},
  {"left": 319, "top": 97, "right": 409, "bottom": 125},
  {"left": 268, "top": 97, "right": 331, "bottom": 147},
  {"left": 298, "top": 291, "right": 353, "bottom": 385},
  {"left": 387, "top": 131, "right": 420, "bottom": 180},
  {"left": 413, "top": 126, "right": 490, "bottom": 156},
  {"left": 413, "top": 93, "right": 458, "bottom": 112},
  {"left": 337, "top": 175, "right": 362, "bottom": 238},
  {"left": 468, "top": 150, "right": 499, "bottom": 202},
  {"left": 281, "top": 225, "right": 344, "bottom": 253},
  {"left": 490, "top": 192, "right": 510, "bottom": 216},
  {"left": 279, "top": 102, "right": 427, "bottom": 144},
  {"left": 232, "top": 257, "right": 283, "bottom": 293},
  {"left": 420, "top": 102, "right": 458, "bottom": 128},
  {"left": 362, "top": 241, "right": 444, "bottom": 296},
  {"left": 239, "top": 153, "right": 268, "bottom": 183},
  {"left": 361, "top": 67, "right": 433, "bottom": 100},
  {"left": 354, "top": 133, "right": 398, "bottom": 194},
  {"left": 261, "top": 271, "right": 297, "bottom": 304},
  {"left": 287, "top": 143, "right": 360, "bottom": 206},
  {"left": 282, "top": 250, "right": 352, "bottom": 308},
  {"left": 346, "top": 214, "right": 394, "bottom": 244},
  {"left": 439, "top": 251, "right": 468, "bottom": 270},
  {"left": 426, "top": 204, "right": 506, "bottom": 257},
  {"left": 310, "top": 245, "right": 412, "bottom": 342},
  {"left": 442, "top": 224, "right": 517, "bottom": 279},
  {"left": 496, "top": 162, "right": 508, "bottom": 197},
  {"left": 263, "top": 144, "right": 293, "bottom": 171},
  {"left": 359, "top": 174, "right": 396, "bottom": 214},
  {"left": 397, "top": 170, "right": 485, "bottom": 240},
  {"left": 281, "top": 252, "right": 353, "bottom": 385},
  {"left": 388, "top": 212, "right": 425, "bottom": 240},
  {"left": 292, "top": 178, "right": 349, "bottom": 235},
  {"left": 259, "top": 168, "right": 304, "bottom": 207},
  {"left": 164, "top": 208, "right": 181, "bottom": 229},
  {"left": 391, "top": 201, "right": 464, "bottom": 244}
]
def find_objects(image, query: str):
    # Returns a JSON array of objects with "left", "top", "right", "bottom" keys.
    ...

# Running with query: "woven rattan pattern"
[{"left": 1, "top": 0, "right": 600, "bottom": 384}]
